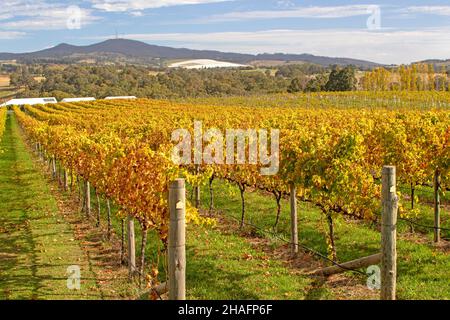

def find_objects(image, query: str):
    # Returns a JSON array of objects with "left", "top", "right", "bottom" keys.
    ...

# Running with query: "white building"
[
  {"left": 104, "top": 96, "right": 137, "bottom": 100},
  {"left": 61, "top": 97, "right": 96, "bottom": 102},
  {"left": 0, "top": 97, "right": 57, "bottom": 107}
]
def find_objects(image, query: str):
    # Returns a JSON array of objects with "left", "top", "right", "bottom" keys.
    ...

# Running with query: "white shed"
[
  {"left": 0, "top": 97, "right": 57, "bottom": 107},
  {"left": 61, "top": 97, "right": 96, "bottom": 102},
  {"left": 104, "top": 96, "right": 137, "bottom": 100}
]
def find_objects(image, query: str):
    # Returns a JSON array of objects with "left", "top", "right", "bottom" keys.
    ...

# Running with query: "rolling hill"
[{"left": 0, "top": 39, "right": 381, "bottom": 68}]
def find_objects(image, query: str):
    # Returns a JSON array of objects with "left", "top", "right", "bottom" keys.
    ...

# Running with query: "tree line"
[
  {"left": 10, "top": 64, "right": 360, "bottom": 100},
  {"left": 362, "top": 64, "right": 450, "bottom": 91}
]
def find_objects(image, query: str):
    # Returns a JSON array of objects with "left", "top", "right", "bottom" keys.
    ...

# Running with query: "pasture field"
[{"left": 0, "top": 75, "right": 10, "bottom": 87}]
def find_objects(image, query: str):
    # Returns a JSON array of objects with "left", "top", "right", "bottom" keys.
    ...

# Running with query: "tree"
[
  {"left": 287, "top": 78, "right": 304, "bottom": 93},
  {"left": 325, "top": 66, "right": 357, "bottom": 91},
  {"left": 305, "top": 74, "right": 328, "bottom": 92}
]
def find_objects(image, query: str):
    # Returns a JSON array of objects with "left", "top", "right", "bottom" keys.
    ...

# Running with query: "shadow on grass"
[{"left": 0, "top": 114, "right": 41, "bottom": 299}]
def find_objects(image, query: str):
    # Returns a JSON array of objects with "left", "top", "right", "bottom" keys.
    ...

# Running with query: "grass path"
[{"left": 0, "top": 112, "right": 126, "bottom": 299}]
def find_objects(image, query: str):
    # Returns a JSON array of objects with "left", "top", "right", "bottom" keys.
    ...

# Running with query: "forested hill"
[{"left": 0, "top": 39, "right": 380, "bottom": 68}]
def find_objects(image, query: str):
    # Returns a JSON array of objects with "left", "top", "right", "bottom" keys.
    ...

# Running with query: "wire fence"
[
  {"left": 371, "top": 212, "right": 450, "bottom": 232},
  {"left": 219, "top": 196, "right": 450, "bottom": 277},
  {"left": 224, "top": 213, "right": 368, "bottom": 276}
]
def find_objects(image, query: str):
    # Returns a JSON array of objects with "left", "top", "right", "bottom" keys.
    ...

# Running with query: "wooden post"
[
  {"left": 310, "top": 253, "right": 382, "bottom": 276},
  {"left": 51, "top": 156, "right": 57, "bottom": 179},
  {"left": 434, "top": 169, "right": 441, "bottom": 243},
  {"left": 195, "top": 185, "right": 200, "bottom": 208},
  {"left": 168, "top": 179, "right": 186, "bottom": 300},
  {"left": 139, "top": 226, "right": 148, "bottom": 286},
  {"left": 289, "top": 183, "right": 298, "bottom": 254},
  {"left": 63, "top": 169, "right": 68, "bottom": 191},
  {"left": 127, "top": 215, "right": 136, "bottom": 279},
  {"left": 77, "top": 176, "right": 82, "bottom": 207},
  {"left": 70, "top": 169, "right": 74, "bottom": 191},
  {"left": 381, "top": 166, "right": 398, "bottom": 300},
  {"left": 36, "top": 143, "right": 42, "bottom": 161},
  {"left": 58, "top": 164, "right": 63, "bottom": 187},
  {"left": 195, "top": 165, "right": 200, "bottom": 208},
  {"left": 121, "top": 219, "right": 125, "bottom": 265},
  {"left": 208, "top": 175, "right": 214, "bottom": 213},
  {"left": 96, "top": 191, "right": 101, "bottom": 227},
  {"left": 107, "top": 199, "right": 112, "bottom": 239},
  {"left": 85, "top": 181, "right": 91, "bottom": 216}
]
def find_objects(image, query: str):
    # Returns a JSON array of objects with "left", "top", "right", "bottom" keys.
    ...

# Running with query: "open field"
[
  {"left": 0, "top": 90, "right": 17, "bottom": 99},
  {"left": 0, "top": 75, "right": 10, "bottom": 87}
]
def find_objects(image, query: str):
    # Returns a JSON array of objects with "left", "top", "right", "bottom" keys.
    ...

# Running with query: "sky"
[{"left": 1, "top": 0, "right": 450, "bottom": 64}]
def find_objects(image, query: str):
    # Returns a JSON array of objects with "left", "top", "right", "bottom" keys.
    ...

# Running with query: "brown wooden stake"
[
  {"left": 238, "top": 183, "right": 246, "bottom": 229},
  {"left": 139, "top": 226, "right": 148, "bottom": 286},
  {"left": 208, "top": 174, "right": 214, "bottom": 213},
  {"left": 85, "top": 181, "right": 91, "bottom": 217},
  {"left": 70, "top": 168, "right": 74, "bottom": 192},
  {"left": 63, "top": 169, "right": 68, "bottom": 191},
  {"left": 168, "top": 179, "right": 186, "bottom": 300},
  {"left": 310, "top": 253, "right": 381, "bottom": 276},
  {"left": 121, "top": 219, "right": 125, "bottom": 265},
  {"left": 326, "top": 212, "right": 337, "bottom": 262},
  {"left": 434, "top": 169, "right": 441, "bottom": 243},
  {"left": 106, "top": 199, "right": 112, "bottom": 239},
  {"left": 128, "top": 215, "right": 136, "bottom": 279},
  {"left": 96, "top": 191, "right": 101, "bottom": 227},
  {"left": 51, "top": 156, "right": 56, "bottom": 179},
  {"left": 195, "top": 165, "right": 200, "bottom": 208},
  {"left": 381, "top": 166, "right": 398, "bottom": 300},
  {"left": 290, "top": 183, "right": 298, "bottom": 254}
]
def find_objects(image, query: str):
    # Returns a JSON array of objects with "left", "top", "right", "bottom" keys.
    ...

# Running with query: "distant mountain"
[{"left": 0, "top": 38, "right": 381, "bottom": 68}]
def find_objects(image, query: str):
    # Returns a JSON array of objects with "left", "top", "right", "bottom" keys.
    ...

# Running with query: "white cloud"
[
  {"left": 130, "top": 11, "right": 144, "bottom": 17},
  {"left": 1, "top": 10, "right": 100, "bottom": 30},
  {"left": 200, "top": 5, "right": 378, "bottom": 22},
  {"left": 91, "top": 28, "right": 450, "bottom": 65},
  {"left": 402, "top": 6, "right": 450, "bottom": 16},
  {"left": 0, "top": 31, "right": 26, "bottom": 39},
  {"left": 0, "top": 1, "right": 100, "bottom": 30},
  {"left": 0, "top": 1, "right": 61, "bottom": 21},
  {"left": 89, "top": 0, "right": 234, "bottom": 12},
  {"left": 275, "top": 1, "right": 296, "bottom": 9}
]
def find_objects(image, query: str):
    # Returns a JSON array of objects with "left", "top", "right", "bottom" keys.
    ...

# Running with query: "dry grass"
[
  {"left": 33, "top": 76, "right": 46, "bottom": 83},
  {"left": 0, "top": 75, "right": 10, "bottom": 87}
]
